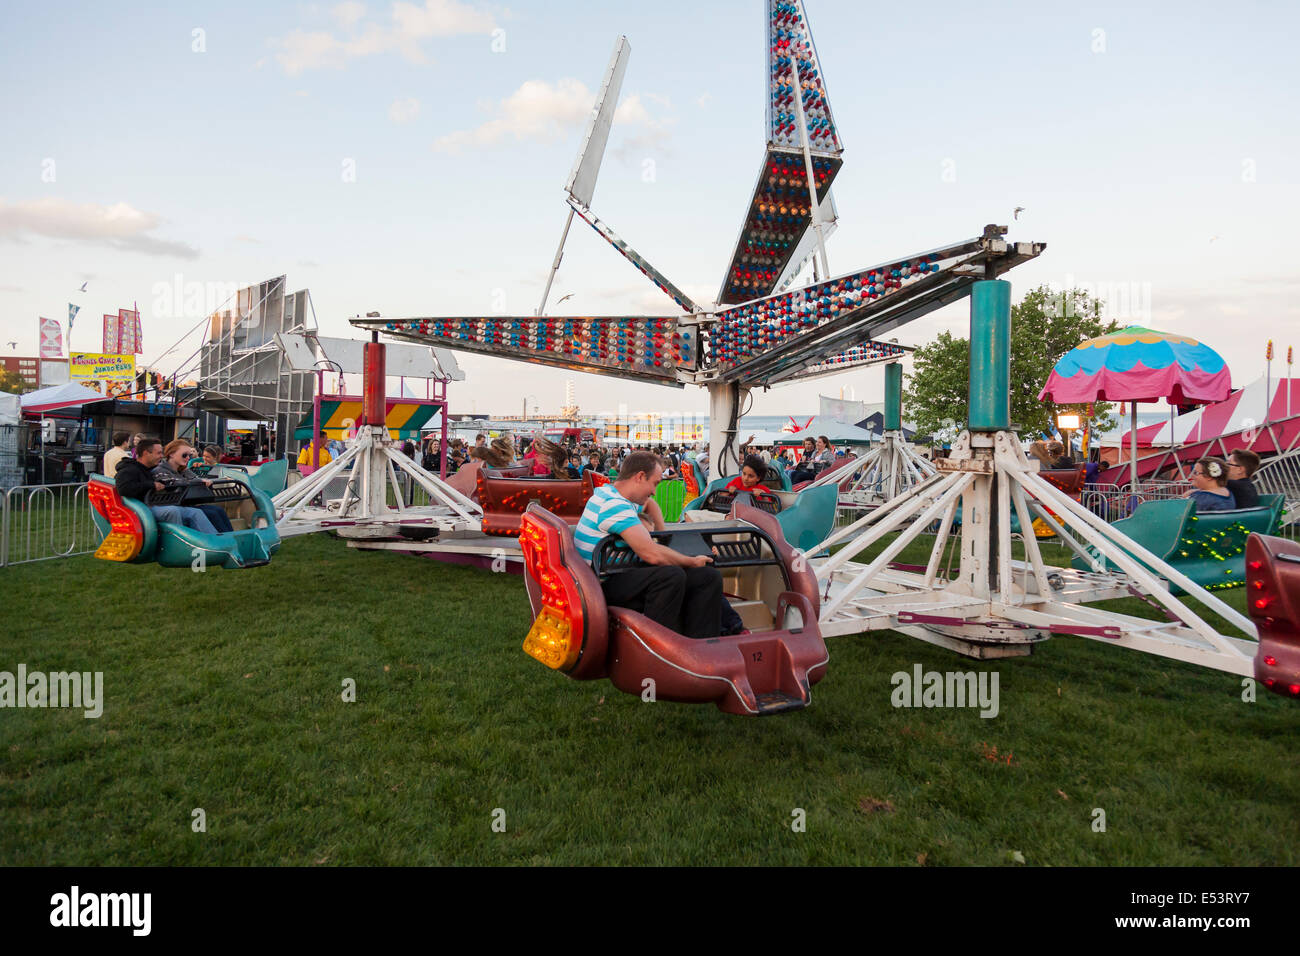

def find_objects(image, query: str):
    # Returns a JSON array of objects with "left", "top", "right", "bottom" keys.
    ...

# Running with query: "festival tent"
[
  {"left": 19, "top": 382, "right": 111, "bottom": 414},
  {"left": 0, "top": 391, "right": 19, "bottom": 426},
  {"left": 857, "top": 410, "right": 917, "bottom": 440},
  {"left": 1098, "top": 376, "right": 1300, "bottom": 482},
  {"left": 745, "top": 417, "right": 879, "bottom": 446},
  {"left": 1119, "top": 376, "right": 1300, "bottom": 449},
  {"left": 293, "top": 397, "right": 442, "bottom": 441}
]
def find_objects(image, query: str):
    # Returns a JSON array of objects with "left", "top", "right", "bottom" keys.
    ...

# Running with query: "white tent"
[
  {"left": 0, "top": 391, "right": 22, "bottom": 489},
  {"left": 0, "top": 391, "right": 19, "bottom": 426},
  {"left": 19, "top": 382, "right": 111, "bottom": 414},
  {"left": 750, "top": 416, "right": 879, "bottom": 446}
]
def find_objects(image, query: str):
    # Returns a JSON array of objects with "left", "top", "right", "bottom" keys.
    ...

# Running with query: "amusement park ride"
[
  {"left": 86, "top": 1, "right": 1296, "bottom": 713},
  {"left": 807, "top": 362, "right": 938, "bottom": 510}
]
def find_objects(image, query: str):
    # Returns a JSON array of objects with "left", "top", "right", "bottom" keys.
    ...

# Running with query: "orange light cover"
[
  {"left": 519, "top": 511, "right": 586, "bottom": 672},
  {"left": 88, "top": 482, "right": 144, "bottom": 562}
]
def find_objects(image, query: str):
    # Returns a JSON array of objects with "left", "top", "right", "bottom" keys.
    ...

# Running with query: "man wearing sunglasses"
[{"left": 151, "top": 439, "right": 234, "bottom": 533}]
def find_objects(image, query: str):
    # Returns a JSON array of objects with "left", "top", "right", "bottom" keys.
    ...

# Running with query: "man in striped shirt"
[{"left": 574, "top": 450, "right": 723, "bottom": 639}]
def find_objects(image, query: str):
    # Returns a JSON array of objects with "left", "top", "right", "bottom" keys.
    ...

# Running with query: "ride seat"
[
  {"left": 483, "top": 462, "right": 534, "bottom": 479},
  {"left": 478, "top": 472, "right": 596, "bottom": 536},
  {"left": 87, "top": 474, "right": 279, "bottom": 570},
  {"left": 1247, "top": 532, "right": 1300, "bottom": 700},
  {"left": 519, "top": 502, "right": 828, "bottom": 715},
  {"left": 1039, "top": 465, "right": 1087, "bottom": 497}
]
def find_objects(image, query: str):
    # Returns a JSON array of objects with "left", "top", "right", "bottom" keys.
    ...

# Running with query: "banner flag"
[
  {"left": 103, "top": 313, "right": 118, "bottom": 353},
  {"left": 118, "top": 308, "right": 141, "bottom": 354},
  {"left": 38, "top": 317, "right": 63, "bottom": 358}
]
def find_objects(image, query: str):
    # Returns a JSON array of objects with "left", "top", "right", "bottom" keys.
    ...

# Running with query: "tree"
[
  {"left": 0, "top": 370, "right": 32, "bottom": 394},
  {"left": 904, "top": 284, "right": 1120, "bottom": 443}
]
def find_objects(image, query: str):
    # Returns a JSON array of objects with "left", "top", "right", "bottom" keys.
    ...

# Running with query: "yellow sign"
[{"left": 70, "top": 353, "right": 136, "bottom": 382}]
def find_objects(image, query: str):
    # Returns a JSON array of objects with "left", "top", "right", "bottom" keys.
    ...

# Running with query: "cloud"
[
  {"left": 270, "top": 0, "right": 496, "bottom": 74},
  {"left": 433, "top": 81, "right": 674, "bottom": 154},
  {"left": 0, "top": 198, "right": 199, "bottom": 258},
  {"left": 389, "top": 96, "right": 421, "bottom": 123},
  {"left": 332, "top": 1, "right": 366, "bottom": 28}
]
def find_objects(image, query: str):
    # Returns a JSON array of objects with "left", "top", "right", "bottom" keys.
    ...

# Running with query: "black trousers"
[{"left": 601, "top": 565, "right": 723, "bottom": 640}]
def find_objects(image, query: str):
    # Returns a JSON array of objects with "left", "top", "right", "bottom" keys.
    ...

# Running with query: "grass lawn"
[{"left": 1, "top": 530, "right": 1297, "bottom": 866}]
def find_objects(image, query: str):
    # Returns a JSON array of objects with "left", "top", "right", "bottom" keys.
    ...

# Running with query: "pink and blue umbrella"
[
  {"left": 1039, "top": 326, "right": 1231, "bottom": 405},
  {"left": 1039, "top": 326, "right": 1232, "bottom": 488}
]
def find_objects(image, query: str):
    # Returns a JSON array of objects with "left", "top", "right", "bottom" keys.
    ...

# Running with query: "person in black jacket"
[
  {"left": 1226, "top": 449, "right": 1261, "bottom": 508},
  {"left": 115, "top": 437, "right": 219, "bottom": 535},
  {"left": 1047, "top": 440, "right": 1076, "bottom": 469}
]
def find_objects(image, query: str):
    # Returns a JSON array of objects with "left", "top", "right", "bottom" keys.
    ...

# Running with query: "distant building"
[{"left": 0, "top": 356, "right": 40, "bottom": 390}]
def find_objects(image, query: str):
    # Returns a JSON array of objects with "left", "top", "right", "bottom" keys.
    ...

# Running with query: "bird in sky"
[
  {"left": 77, "top": 282, "right": 88, "bottom": 292},
  {"left": 6, "top": 341, "right": 17, "bottom": 350},
  {"left": 556, "top": 293, "right": 575, "bottom": 305},
  {"left": 1013, "top": 206, "right": 1025, "bottom": 220}
]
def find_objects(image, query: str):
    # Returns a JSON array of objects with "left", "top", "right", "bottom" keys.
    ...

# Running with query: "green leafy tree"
[
  {"left": 0, "top": 369, "right": 33, "bottom": 394},
  {"left": 904, "top": 284, "right": 1120, "bottom": 443}
]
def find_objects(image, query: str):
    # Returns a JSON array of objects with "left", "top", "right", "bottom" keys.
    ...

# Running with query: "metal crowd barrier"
[
  {"left": 1255, "top": 450, "right": 1300, "bottom": 529},
  {"left": 0, "top": 482, "right": 102, "bottom": 567},
  {"left": 1079, "top": 480, "right": 1195, "bottom": 522}
]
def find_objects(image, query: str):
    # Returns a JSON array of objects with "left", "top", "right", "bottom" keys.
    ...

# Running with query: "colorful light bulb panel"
[
  {"left": 767, "top": 0, "right": 841, "bottom": 153},
  {"left": 799, "top": 342, "right": 911, "bottom": 377},
  {"left": 376, "top": 316, "right": 695, "bottom": 383},
  {"left": 706, "top": 256, "right": 944, "bottom": 375},
  {"left": 718, "top": 149, "right": 843, "bottom": 306},
  {"left": 717, "top": 0, "right": 844, "bottom": 307}
]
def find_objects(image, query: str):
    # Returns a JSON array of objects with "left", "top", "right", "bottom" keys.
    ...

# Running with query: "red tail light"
[{"left": 519, "top": 512, "right": 585, "bottom": 672}]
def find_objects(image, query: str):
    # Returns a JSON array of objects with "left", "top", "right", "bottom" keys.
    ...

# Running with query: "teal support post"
[
  {"left": 883, "top": 362, "right": 902, "bottom": 432},
  {"left": 968, "top": 280, "right": 1011, "bottom": 432}
]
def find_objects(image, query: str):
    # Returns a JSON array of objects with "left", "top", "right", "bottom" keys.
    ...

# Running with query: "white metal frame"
[
  {"left": 272, "top": 425, "right": 481, "bottom": 538},
  {"left": 810, "top": 429, "right": 1259, "bottom": 677},
  {"left": 815, "top": 431, "right": 938, "bottom": 510}
]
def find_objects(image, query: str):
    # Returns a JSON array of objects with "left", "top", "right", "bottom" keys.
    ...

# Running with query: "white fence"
[
  {"left": 1256, "top": 450, "right": 1300, "bottom": 527},
  {"left": 0, "top": 483, "right": 102, "bottom": 567}
]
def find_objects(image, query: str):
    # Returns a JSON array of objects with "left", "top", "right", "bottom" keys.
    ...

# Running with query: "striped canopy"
[
  {"left": 1039, "top": 325, "right": 1232, "bottom": 405},
  {"left": 1121, "top": 376, "right": 1300, "bottom": 451},
  {"left": 294, "top": 398, "right": 441, "bottom": 441}
]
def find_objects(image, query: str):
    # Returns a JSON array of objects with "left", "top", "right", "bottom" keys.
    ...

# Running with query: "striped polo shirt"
[{"left": 573, "top": 484, "right": 644, "bottom": 564}]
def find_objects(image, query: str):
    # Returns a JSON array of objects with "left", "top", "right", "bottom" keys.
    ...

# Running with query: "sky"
[{"left": 1, "top": 0, "right": 1297, "bottom": 420}]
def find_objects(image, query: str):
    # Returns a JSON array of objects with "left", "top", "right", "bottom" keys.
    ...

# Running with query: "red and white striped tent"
[{"left": 1100, "top": 376, "right": 1300, "bottom": 482}]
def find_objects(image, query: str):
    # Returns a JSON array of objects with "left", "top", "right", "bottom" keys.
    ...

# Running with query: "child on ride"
[{"left": 725, "top": 455, "right": 779, "bottom": 501}]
